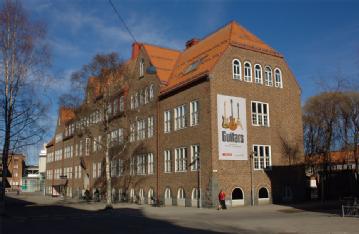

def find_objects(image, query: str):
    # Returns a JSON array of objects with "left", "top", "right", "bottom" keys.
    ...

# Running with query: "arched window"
[
  {"left": 139, "top": 188, "right": 144, "bottom": 199},
  {"left": 244, "top": 62, "right": 252, "bottom": 82},
  {"left": 130, "top": 188, "right": 135, "bottom": 199},
  {"left": 165, "top": 188, "right": 171, "bottom": 199},
  {"left": 254, "top": 64, "right": 262, "bottom": 84},
  {"left": 139, "top": 58, "right": 144, "bottom": 77},
  {"left": 264, "top": 66, "right": 273, "bottom": 86},
  {"left": 191, "top": 188, "right": 200, "bottom": 200},
  {"left": 259, "top": 187, "right": 269, "bottom": 199},
  {"left": 148, "top": 188, "right": 154, "bottom": 204},
  {"left": 232, "top": 188, "right": 244, "bottom": 200},
  {"left": 139, "top": 89, "right": 144, "bottom": 106},
  {"left": 177, "top": 188, "right": 185, "bottom": 199},
  {"left": 149, "top": 84, "right": 154, "bottom": 101},
  {"left": 274, "top": 68, "right": 282, "bottom": 88},
  {"left": 232, "top": 59, "right": 241, "bottom": 80},
  {"left": 118, "top": 188, "right": 123, "bottom": 201}
]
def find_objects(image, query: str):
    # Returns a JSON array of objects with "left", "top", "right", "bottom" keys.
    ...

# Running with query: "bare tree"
[
  {"left": 338, "top": 92, "right": 359, "bottom": 193},
  {"left": 0, "top": 0, "right": 50, "bottom": 209},
  {"left": 303, "top": 92, "right": 342, "bottom": 201},
  {"left": 63, "top": 53, "right": 150, "bottom": 208}
]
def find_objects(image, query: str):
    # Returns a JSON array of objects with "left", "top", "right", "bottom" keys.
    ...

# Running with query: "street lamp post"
[
  {"left": 249, "top": 152, "right": 254, "bottom": 206},
  {"left": 197, "top": 156, "right": 201, "bottom": 208}
]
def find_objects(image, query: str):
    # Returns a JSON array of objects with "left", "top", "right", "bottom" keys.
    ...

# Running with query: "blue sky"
[{"left": 22, "top": 0, "right": 359, "bottom": 163}]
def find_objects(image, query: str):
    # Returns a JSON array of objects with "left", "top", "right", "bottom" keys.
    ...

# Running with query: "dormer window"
[{"left": 139, "top": 58, "right": 144, "bottom": 77}]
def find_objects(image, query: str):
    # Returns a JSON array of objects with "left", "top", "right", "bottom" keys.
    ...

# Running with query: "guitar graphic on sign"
[{"left": 228, "top": 99, "right": 238, "bottom": 131}]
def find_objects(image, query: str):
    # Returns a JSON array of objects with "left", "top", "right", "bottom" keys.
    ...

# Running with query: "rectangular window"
[
  {"left": 190, "top": 100, "right": 199, "bottom": 126},
  {"left": 174, "top": 105, "right": 186, "bottom": 130},
  {"left": 97, "top": 162, "right": 101, "bottom": 177},
  {"left": 130, "top": 157, "right": 135, "bottom": 175},
  {"left": 175, "top": 147, "right": 187, "bottom": 172},
  {"left": 253, "top": 145, "right": 271, "bottom": 170},
  {"left": 164, "top": 110, "right": 171, "bottom": 133},
  {"left": 92, "top": 163, "right": 96, "bottom": 178},
  {"left": 251, "top": 101, "right": 269, "bottom": 127},
  {"left": 148, "top": 153, "right": 154, "bottom": 174},
  {"left": 79, "top": 141, "right": 83, "bottom": 156},
  {"left": 137, "top": 119, "right": 146, "bottom": 140},
  {"left": 147, "top": 116, "right": 154, "bottom": 138},
  {"left": 78, "top": 166, "right": 81, "bottom": 178},
  {"left": 191, "top": 145, "right": 200, "bottom": 171},
  {"left": 130, "top": 123, "right": 135, "bottom": 142},
  {"left": 119, "top": 96, "right": 124, "bottom": 112},
  {"left": 85, "top": 138, "right": 91, "bottom": 156},
  {"left": 113, "top": 98, "right": 118, "bottom": 114},
  {"left": 111, "top": 160, "right": 117, "bottom": 177},
  {"left": 93, "top": 138, "right": 97, "bottom": 152},
  {"left": 130, "top": 95, "right": 134, "bottom": 110},
  {"left": 118, "top": 129, "right": 123, "bottom": 144},
  {"left": 164, "top": 150, "right": 171, "bottom": 173},
  {"left": 118, "top": 159, "right": 123, "bottom": 176},
  {"left": 136, "top": 155, "right": 146, "bottom": 175}
]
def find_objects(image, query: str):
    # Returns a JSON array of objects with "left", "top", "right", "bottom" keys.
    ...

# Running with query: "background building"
[{"left": 6, "top": 153, "right": 26, "bottom": 190}]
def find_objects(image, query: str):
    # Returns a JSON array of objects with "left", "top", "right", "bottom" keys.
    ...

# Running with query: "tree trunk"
[{"left": 105, "top": 137, "right": 112, "bottom": 208}]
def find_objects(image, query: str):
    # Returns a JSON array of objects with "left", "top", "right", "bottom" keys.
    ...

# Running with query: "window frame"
[
  {"left": 274, "top": 68, "right": 283, "bottom": 88},
  {"left": 244, "top": 61, "right": 252, "bottom": 82},
  {"left": 251, "top": 101, "right": 270, "bottom": 127},
  {"left": 232, "top": 59, "right": 242, "bottom": 80},
  {"left": 264, "top": 66, "right": 273, "bottom": 86},
  {"left": 190, "top": 100, "right": 199, "bottom": 126},
  {"left": 252, "top": 145, "right": 272, "bottom": 170}
]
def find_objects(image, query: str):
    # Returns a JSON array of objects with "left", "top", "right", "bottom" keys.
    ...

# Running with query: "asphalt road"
[{"left": 1, "top": 193, "right": 358, "bottom": 234}]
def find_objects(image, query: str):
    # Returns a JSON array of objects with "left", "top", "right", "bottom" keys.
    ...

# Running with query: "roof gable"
[{"left": 132, "top": 21, "right": 283, "bottom": 94}]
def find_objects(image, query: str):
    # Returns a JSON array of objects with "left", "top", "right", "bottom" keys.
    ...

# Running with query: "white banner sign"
[{"left": 217, "top": 94, "right": 247, "bottom": 160}]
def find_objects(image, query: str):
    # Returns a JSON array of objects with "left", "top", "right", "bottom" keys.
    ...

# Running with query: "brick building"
[
  {"left": 6, "top": 153, "right": 26, "bottom": 190},
  {"left": 45, "top": 21, "right": 304, "bottom": 206}
]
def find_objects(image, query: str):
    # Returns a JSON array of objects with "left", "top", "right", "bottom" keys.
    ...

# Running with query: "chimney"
[
  {"left": 131, "top": 42, "right": 141, "bottom": 60},
  {"left": 185, "top": 38, "right": 200, "bottom": 49}
]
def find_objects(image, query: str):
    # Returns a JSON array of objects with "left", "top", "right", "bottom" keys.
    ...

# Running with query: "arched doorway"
[
  {"left": 258, "top": 187, "right": 270, "bottom": 205},
  {"left": 164, "top": 187, "right": 172, "bottom": 206},
  {"left": 191, "top": 188, "right": 200, "bottom": 207},
  {"left": 177, "top": 188, "right": 186, "bottom": 207},
  {"left": 232, "top": 187, "right": 244, "bottom": 206},
  {"left": 148, "top": 188, "right": 154, "bottom": 205}
]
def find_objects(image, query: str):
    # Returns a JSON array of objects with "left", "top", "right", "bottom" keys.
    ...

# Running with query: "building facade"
[
  {"left": 7, "top": 153, "right": 26, "bottom": 190},
  {"left": 45, "top": 21, "right": 304, "bottom": 206}
]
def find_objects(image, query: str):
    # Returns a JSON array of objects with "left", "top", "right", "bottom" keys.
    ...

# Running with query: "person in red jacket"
[{"left": 218, "top": 189, "right": 227, "bottom": 210}]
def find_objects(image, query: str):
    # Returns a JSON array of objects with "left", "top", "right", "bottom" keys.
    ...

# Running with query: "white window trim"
[
  {"left": 274, "top": 68, "right": 283, "bottom": 88},
  {"left": 232, "top": 59, "right": 242, "bottom": 80},
  {"left": 252, "top": 145, "right": 272, "bottom": 170},
  {"left": 264, "top": 66, "right": 273, "bottom": 86},
  {"left": 190, "top": 100, "right": 199, "bottom": 126},
  {"left": 251, "top": 101, "right": 270, "bottom": 127},
  {"left": 254, "top": 64, "right": 263, "bottom": 84},
  {"left": 244, "top": 61, "right": 252, "bottom": 82},
  {"left": 164, "top": 150, "right": 171, "bottom": 173}
]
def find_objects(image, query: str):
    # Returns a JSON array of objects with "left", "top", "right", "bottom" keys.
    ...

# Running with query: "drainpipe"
[{"left": 156, "top": 98, "right": 160, "bottom": 204}]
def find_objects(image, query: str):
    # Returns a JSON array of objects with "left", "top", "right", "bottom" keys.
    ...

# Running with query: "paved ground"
[{"left": 1, "top": 193, "right": 358, "bottom": 234}]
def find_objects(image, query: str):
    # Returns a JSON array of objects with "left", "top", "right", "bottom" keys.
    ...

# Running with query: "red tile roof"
[{"left": 133, "top": 21, "right": 282, "bottom": 94}]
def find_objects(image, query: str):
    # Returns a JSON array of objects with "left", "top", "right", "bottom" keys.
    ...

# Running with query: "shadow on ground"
[
  {"left": 1, "top": 196, "right": 250, "bottom": 234},
  {"left": 276, "top": 200, "right": 344, "bottom": 217}
]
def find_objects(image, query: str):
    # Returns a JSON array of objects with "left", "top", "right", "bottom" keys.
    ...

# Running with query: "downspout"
[{"left": 156, "top": 98, "right": 160, "bottom": 203}]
